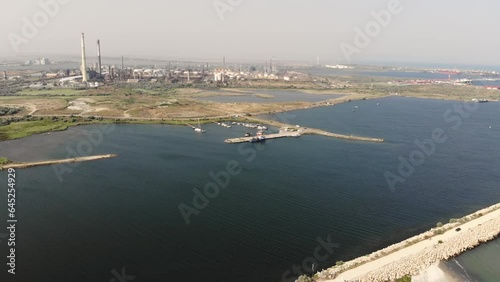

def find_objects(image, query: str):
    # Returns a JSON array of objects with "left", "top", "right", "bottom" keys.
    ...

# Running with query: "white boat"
[{"left": 194, "top": 119, "right": 206, "bottom": 133}]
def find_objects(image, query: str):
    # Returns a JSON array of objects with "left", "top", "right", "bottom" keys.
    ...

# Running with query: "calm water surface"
[{"left": 0, "top": 97, "right": 499, "bottom": 282}]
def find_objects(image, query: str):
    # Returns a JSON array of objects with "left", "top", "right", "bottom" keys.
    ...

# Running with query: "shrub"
[
  {"left": 295, "top": 275, "right": 313, "bottom": 282},
  {"left": 433, "top": 229, "right": 444, "bottom": 235},
  {"left": 335, "top": 261, "right": 344, "bottom": 266},
  {"left": 0, "top": 157, "right": 12, "bottom": 165},
  {"left": 436, "top": 222, "right": 443, "bottom": 228},
  {"left": 396, "top": 275, "right": 412, "bottom": 282},
  {"left": 438, "top": 240, "right": 443, "bottom": 244}
]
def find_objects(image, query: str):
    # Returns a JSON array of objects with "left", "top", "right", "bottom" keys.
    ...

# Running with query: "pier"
[
  {"left": 225, "top": 132, "right": 301, "bottom": 144},
  {"left": 0, "top": 154, "right": 117, "bottom": 170},
  {"left": 225, "top": 117, "right": 384, "bottom": 144}
]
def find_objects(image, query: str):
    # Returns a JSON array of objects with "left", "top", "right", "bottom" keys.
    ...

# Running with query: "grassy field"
[
  {"left": 0, "top": 120, "right": 70, "bottom": 141},
  {"left": 17, "top": 88, "right": 89, "bottom": 96}
]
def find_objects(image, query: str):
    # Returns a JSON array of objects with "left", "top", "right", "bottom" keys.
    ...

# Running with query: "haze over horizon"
[{"left": 2, "top": 0, "right": 499, "bottom": 67}]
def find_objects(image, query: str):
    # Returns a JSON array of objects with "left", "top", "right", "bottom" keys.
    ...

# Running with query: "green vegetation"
[
  {"left": 395, "top": 274, "right": 412, "bottom": 282},
  {"left": 295, "top": 275, "right": 313, "bottom": 282},
  {"left": 0, "top": 119, "right": 69, "bottom": 141},
  {"left": 0, "top": 107, "right": 21, "bottom": 116},
  {"left": 438, "top": 240, "right": 444, "bottom": 244},
  {"left": 433, "top": 229, "right": 444, "bottom": 235},
  {"left": 436, "top": 222, "right": 443, "bottom": 228},
  {"left": 0, "top": 157, "right": 12, "bottom": 165},
  {"left": 335, "top": 260, "right": 344, "bottom": 266},
  {"left": 17, "top": 88, "right": 88, "bottom": 96}
]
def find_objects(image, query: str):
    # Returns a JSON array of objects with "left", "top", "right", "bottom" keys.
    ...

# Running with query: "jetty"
[
  {"left": 317, "top": 203, "right": 500, "bottom": 282},
  {"left": 225, "top": 131, "right": 301, "bottom": 144},
  {"left": 225, "top": 117, "right": 384, "bottom": 144},
  {"left": 0, "top": 154, "right": 117, "bottom": 170}
]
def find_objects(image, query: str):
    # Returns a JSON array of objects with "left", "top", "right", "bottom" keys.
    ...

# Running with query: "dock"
[
  {"left": 225, "top": 132, "right": 301, "bottom": 144},
  {"left": 225, "top": 116, "right": 384, "bottom": 144},
  {"left": 1, "top": 154, "right": 117, "bottom": 170}
]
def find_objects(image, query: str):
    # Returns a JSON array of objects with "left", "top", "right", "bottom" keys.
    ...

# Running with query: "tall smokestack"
[
  {"left": 97, "top": 39, "right": 102, "bottom": 76},
  {"left": 80, "top": 33, "right": 88, "bottom": 82}
]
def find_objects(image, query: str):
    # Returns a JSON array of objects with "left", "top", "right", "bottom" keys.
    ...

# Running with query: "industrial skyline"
[{"left": 2, "top": 0, "right": 500, "bottom": 67}]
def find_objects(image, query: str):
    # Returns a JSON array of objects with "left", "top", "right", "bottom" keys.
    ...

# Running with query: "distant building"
[
  {"left": 325, "top": 64, "right": 353, "bottom": 69},
  {"left": 45, "top": 73, "right": 59, "bottom": 78}
]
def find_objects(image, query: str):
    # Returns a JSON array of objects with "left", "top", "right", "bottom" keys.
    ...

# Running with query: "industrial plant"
[{"left": 0, "top": 32, "right": 316, "bottom": 93}]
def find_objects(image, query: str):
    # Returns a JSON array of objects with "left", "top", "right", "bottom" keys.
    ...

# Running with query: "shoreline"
[
  {"left": 316, "top": 203, "right": 500, "bottom": 282},
  {"left": 0, "top": 92, "right": 379, "bottom": 142},
  {"left": 0, "top": 93, "right": 495, "bottom": 143},
  {"left": 412, "top": 261, "right": 461, "bottom": 282}
]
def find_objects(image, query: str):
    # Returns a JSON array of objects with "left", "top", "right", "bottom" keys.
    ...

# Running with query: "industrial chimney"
[
  {"left": 81, "top": 33, "right": 89, "bottom": 82},
  {"left": 97, "top": 39, "right": 102, "bottom": 76}
]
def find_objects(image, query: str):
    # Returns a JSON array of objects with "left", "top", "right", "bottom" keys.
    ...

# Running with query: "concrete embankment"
[
  {"left": 0, "top": 154, "right": 117, "bottom": 170},
  {"left": 317, "top": 203, "right": 500, "bottom": 282}
]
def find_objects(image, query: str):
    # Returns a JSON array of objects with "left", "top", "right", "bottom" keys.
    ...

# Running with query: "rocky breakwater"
[
  {"left": 316, "top": 203, "right": 500, "bottom": 282},
  {"left": 360, "top": 213, "right": 500, "bottom": 281}
]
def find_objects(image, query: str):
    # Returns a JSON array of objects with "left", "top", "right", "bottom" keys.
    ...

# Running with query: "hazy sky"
[{"left": 2, "top": 0, "right": 500, "bottom": 66}]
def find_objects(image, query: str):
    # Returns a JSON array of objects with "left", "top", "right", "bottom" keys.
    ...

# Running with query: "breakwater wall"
[
  {"left": 317, "top": 203, "right": 500, "bottom": 282},
  {"left": 1, "top": 154, "right": 117, "bottom": 170}
]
